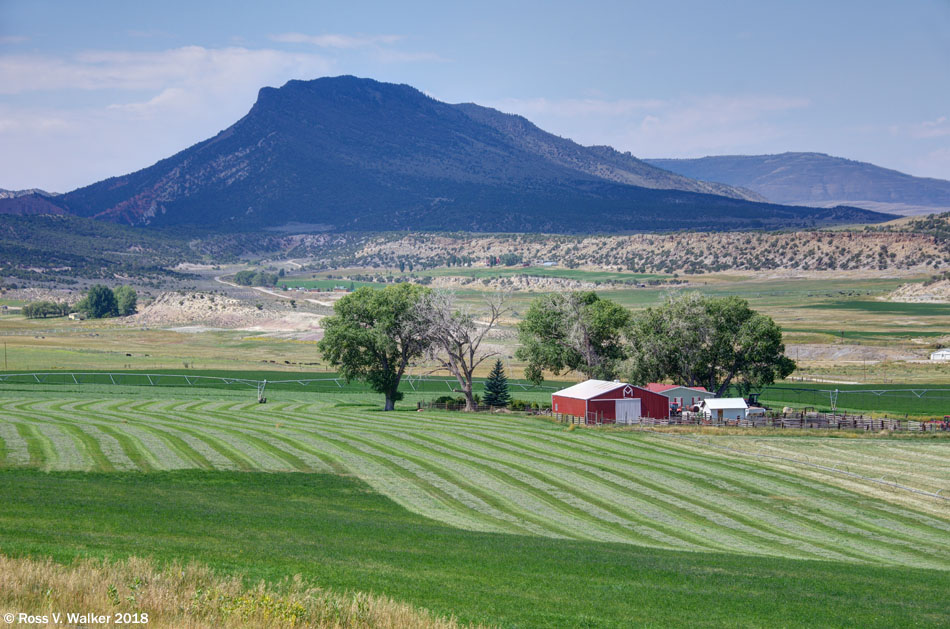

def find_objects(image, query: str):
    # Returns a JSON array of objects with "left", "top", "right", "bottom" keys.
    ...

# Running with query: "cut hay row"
[{"left": 0, "top": 394, "right": 948, "bottom": 570}]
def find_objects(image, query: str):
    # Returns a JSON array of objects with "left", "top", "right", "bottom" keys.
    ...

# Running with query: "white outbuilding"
[
  {"left": 699, "top": 397, "right": 748, "bottom": 421},
  {"left": 930, "top": 348, "right": 950, "bottom": 361}
]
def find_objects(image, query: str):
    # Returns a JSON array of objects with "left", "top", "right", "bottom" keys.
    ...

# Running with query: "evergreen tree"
[{"left": 482, "top": 359, "right": 510, "bottom": 408}]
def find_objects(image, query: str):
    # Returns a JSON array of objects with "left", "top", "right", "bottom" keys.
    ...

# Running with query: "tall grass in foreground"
[{"left": 0, "top": 555, "right": 473, "bottom": 629}]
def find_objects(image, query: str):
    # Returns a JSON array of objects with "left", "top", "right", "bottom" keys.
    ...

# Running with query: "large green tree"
[
  {"left": 114, "top": 285, "right": 137, "bottom": 316},
  {"left": 318, "top": 283, "right": 432, "bottom": 411},
  {"left": 627, "top": 292, "right": 795, "bottom": 397},
  {"left": 516, "top": 291, "right": 631, "bottom": 384},
  {"left": 77, "top": 285, "right": 118, "bottom": 319}
]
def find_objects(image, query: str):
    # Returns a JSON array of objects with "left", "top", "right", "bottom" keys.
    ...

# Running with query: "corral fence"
[{"left": 605, "top": 412, "right": 948, "bottom": 432}]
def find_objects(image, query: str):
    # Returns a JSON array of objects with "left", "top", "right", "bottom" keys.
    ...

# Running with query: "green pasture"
[
  {"left": 805, "top": 299, "right": 950, "bottom": 316},
  {"left": 1, "top": 387, "right": 949, "bottom": 626},
  {"left": 4, "top": 469, "right": 948, "bottom": 628},
  {"left": 0, "top": 369, "right": 563, "bottom": 405},
  {"left": 422, "top": 266, "right": 668, "bottom": 282},
  {"left": 757, "top": 383, "right": 950, "bottom": 417},
  {"left": 277, "top": 278, "right": 379, "bottom": 290},
  {"left": 1, "top": 388, "right": 947, "bottom": 566}
]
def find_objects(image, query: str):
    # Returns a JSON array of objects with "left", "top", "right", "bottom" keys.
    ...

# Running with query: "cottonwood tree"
[
  {"left": 114, "top": 286, "right": 137, "bottom": 316},
  {"left": 516, "top": 291, "right": 631, "bottom": 385},
  {"left": 318, "top": 283, "right": 432, "bottom": 411},
  {"left": 420, "top": 291, "right": 508, "bottom": 411},
  {"left": 626, "top": 292, "right": 795, "bottom": 397},
  {"left": 77, "top": 285, "right": 118, "bottom": 319}
]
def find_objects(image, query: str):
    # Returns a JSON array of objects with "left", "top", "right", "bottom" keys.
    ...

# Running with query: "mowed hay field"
[
  {"left": 2, "top": 387, "right": 950, "bottom": 627},
  {"left": 1, "top": 388, "right": 948, "bottom": 566}
]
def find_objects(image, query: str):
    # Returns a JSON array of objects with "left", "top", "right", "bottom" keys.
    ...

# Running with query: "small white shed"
[
  {"left": 931, "top": 348, "right": 950, "bottom": 361},
  {"left": 700, "top": 398, "right": 748, "bottom": 421}
]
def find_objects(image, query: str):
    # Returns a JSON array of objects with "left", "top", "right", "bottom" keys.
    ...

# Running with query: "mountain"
[
  {"left": 452, "top": 103, "right": 765, "bottom": 201},
  {"left": 0, "top": 188, "right": 58, "bottom": 199},
  {"left": 645, "top": 153, "right": 950, "bottom": 215},
  {"left": 27, "top": 77, "right": 895, "bottom": 232}
]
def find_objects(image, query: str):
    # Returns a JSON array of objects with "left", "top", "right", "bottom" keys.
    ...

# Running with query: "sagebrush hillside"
[{"left": 292, "top": 229, "right": 950, "bottom": 275}]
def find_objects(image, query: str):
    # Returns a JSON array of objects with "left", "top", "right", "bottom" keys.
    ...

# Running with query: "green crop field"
[
  {"left": 422, "top": 266, "right": 668, "bottom": 282},
  {"left": 1, "top": 386, "right": 949, "bottom": 626},
  {"left": 1, "top": 388, "right": 947, "bottom": 565},
  {"left": 0, "top": 369, "right": 563, "bottom": 404},
  {"left": 758, "top": 382, "right": 950, "bottom": 417},
  {"left": 277, "top": 278, "right": 381, "bottom": 290},
  {"left": 805, "top": 299, "right": 950, "bottom": 316}
]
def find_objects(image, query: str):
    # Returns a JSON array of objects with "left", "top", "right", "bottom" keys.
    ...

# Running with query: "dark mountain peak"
[
  {"left": 250, "top": 75, "right": 438, "bottom": 118},
  {"left": 52, "top": 76, "right": 894, "bottom": 231}
]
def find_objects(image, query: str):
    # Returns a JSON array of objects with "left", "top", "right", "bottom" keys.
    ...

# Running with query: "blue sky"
[{"left": 2, "top": 0, "right": 949, "bottom": 191}]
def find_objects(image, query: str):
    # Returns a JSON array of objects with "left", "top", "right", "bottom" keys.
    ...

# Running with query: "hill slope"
[
  {"left": 646, "top": 153, "right": 950, "bottom": 214},
  {"left": 38, "top": 77, "right": 891, "bottom": 232}
]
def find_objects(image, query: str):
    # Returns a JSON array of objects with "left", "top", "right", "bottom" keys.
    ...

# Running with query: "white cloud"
[
  {"left": 492, "top": 97, "right": 665, "bottom": 117},
  {"left": 0, "top": 46, "right": 334, "bottom": 94},
  {"left": 494, "top": 94, "right": 810, "bottom": 157},
  {"left": 270, "top": 32, "right": 403, "bottom": 48},
  {"left": 0, "top": 46, "right": 337, "bottom": 189},
  {"left": 911, "top": 115, "right": 950, "bottom": 139},
  {"left": 0, "top": 35, "right": 29, "bottom": 45}
]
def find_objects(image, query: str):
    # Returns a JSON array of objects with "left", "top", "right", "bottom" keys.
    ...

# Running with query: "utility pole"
[{"left": 3, "top": 342, "right": 6, "bottom": 371}]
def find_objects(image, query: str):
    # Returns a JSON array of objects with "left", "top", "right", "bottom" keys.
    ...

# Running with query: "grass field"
[
  {"left": 1, "top": 387, "right": 949, "bottom": 626},
  {"left": 421, "top": 266, "right": 668, "bottom": 282},
  {"left": 758, "top": 382, "right": 950, "bottom": 417},
  {"left": 5, "top": 470, "right": 949, "bottom": 628},
  {"left": 277, "top": 278, "right": 379, "bottom": 290},
  {"left": 1, "top": 388, "right": 947, "bottom": 565},
  {"left": 5, "top": 271, "right": 950, "bottom": 387},
  {"left": 0, "top": 369, "right": 563, "bottom": 405}
]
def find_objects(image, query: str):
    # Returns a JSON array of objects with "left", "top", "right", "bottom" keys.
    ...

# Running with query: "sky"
[{"left": 1, "top": 0, "right": 949, "bottom": 192}]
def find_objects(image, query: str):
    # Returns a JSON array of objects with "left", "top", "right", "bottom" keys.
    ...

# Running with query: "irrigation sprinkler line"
[
  {"left": 638, "top": 428, "right": 950, "bottom": 502},
  {"left": 0, "top": 371, "right": 562, "bottom": 394}
]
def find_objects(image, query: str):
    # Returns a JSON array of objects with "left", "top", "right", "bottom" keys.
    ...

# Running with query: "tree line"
[
  {"left": 517, "top": 291, "right": 794, "bottom": 397},
  {"left": 318, "top": 285, "right": 794, "bottom": 411},
  {"left": 23, "top": 285, "right": 137, "bottom": 319}
]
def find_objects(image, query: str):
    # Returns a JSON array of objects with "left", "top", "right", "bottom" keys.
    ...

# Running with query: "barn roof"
[
  {"left": 553, "top": 379, "right": 631, "bottom": 400},
  {"left": 645, "top": 383, "right": 709, "bottom": 393},
  {"left": 701, "top": 397, "right": 748, "bottom": 410}
]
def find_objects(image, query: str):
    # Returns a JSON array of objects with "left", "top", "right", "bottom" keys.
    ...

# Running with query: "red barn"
[{"left": 551, "top": 379, "right": 670, "bottom": 424}]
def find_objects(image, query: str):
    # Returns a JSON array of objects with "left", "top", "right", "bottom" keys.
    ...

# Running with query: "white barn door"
[{"left": 616, "top": 399, "right": 641, "bottom": 425}]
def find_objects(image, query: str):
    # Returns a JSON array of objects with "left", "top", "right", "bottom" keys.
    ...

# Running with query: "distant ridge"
[
  {"left": 4, "top": 77, "right": 895, "bottom": 232},
  {"left": 646, "top": 153, "right": 950, "bottom": 216}
]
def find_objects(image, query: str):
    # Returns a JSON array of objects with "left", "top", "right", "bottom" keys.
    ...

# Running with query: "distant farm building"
[
  {"left": 931, "top": 348, "right": 950, "bottom": 361},
  {"left": 645, "top": 383, "right": 714, "bottom": 411},
  {"left": 699, "top": 398, "right": 748, "bottom": 421},
  {"left": 551, "top": 379, "right": 669, "bottom": 424}
]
